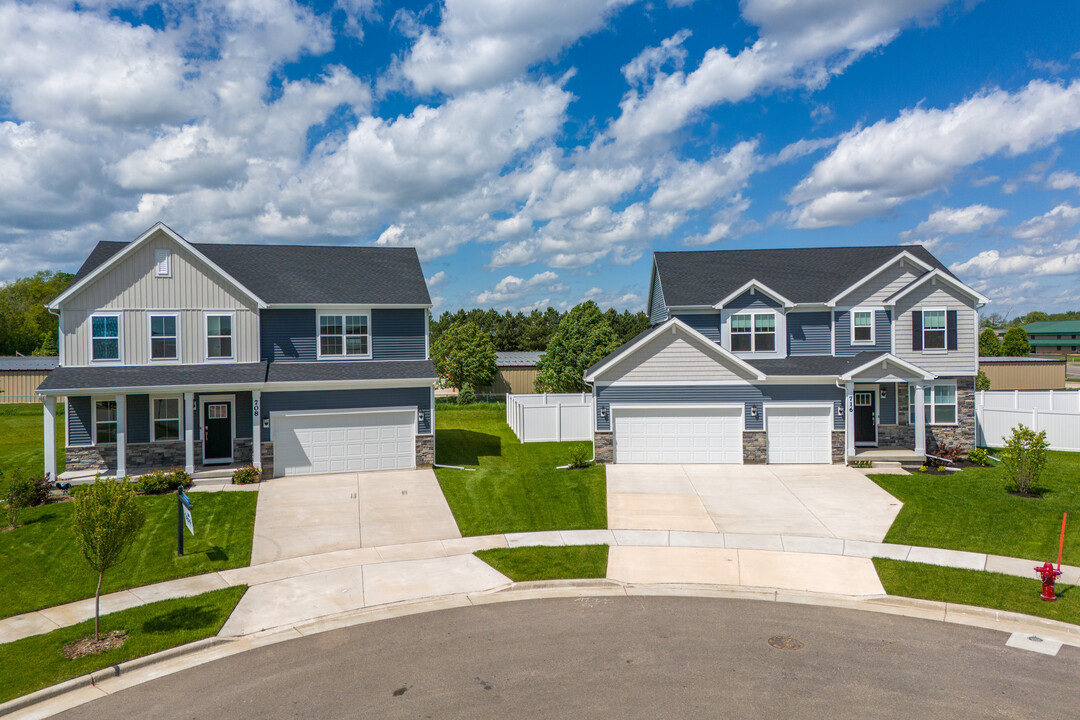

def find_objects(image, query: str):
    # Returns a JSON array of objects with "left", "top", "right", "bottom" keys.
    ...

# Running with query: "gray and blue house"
[
  {"left": 37, "top": 223, "right": 436, "bottom": 479},
  {"left": 585, "top": 246, "right": 985, "bottom": 465}
]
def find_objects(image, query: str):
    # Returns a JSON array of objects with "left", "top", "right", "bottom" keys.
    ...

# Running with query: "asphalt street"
[{"left": 57, "top": 597, "right": 1080, "bottom": 720}]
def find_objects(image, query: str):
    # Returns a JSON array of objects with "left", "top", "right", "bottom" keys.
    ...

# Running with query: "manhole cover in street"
[{"left": 768, "top": 635, "right": 803, "bottom": 650}]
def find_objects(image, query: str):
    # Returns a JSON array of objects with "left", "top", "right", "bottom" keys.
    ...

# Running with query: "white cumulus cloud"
[{"left": 900, "top": 204, "right": 1006, "bottom": 239}]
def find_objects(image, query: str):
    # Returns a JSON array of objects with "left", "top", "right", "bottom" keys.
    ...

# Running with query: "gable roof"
[
  {"left": 654, "top": 245, "right": 952, "bottom": 308},
  {"left": 56, "top": 223, "right": 432, "bottom": 308},
  {"left": 882, "top": 267, "right": 988, "bottom": 306},
  {"left": 0, "top": 356, "right": 58, "bottom": 371}
]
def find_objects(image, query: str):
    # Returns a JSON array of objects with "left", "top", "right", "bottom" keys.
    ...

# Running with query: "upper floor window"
[
  {"left": 731, "top": 312, "right": 775, "bottom": 352},
  {"left": 923, "top": 308, "right": 946, "bottom": 350},
  {"left": 852, "top": 309, "right": 874, "bottom": 344},
  {"left": 91, "top": 314, "right": 120, "bottom": 362},
  {"left": 155, "top": 249, "right": 171, "bottom": 277},
  {"left": 149, "top": 314, "right": 178, "bottom": 361},
  {"left": 206, "top": 313, "right": 234, "bottom": 360},
  {"left": 318, "top": 313, "right": 370, "bottom": 359}
]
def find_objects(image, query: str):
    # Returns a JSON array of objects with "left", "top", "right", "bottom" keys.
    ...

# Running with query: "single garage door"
[
  {"left": 273, "top": 410, "right": 416, "bottom": 476},
  {"left": 613, "top": 407, "right": 742, "bottom": 464},
  {"left": 765, "top": 406, "right": 832, "bottom": 464}
]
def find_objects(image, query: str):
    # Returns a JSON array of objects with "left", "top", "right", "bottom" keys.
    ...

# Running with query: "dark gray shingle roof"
[
  {"left": 68, "top": 240, "right": 431, "bottom": 306},
  {"left": 0, "top": 356, "right": 59, "bottom": 371},
  {"left": 745, "top": 353, "right": 886, "bottom": 376},
  {"left": 266, "top": 360, "right": 437, "bottom": 383},
  {"left": 654, "top": 245, "right": 951, "bottom": 307},
  {"left": 37, "top": 363, "right": 268, "bottom": 392}
]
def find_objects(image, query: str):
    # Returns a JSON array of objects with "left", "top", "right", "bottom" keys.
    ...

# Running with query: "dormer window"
[
  {"left": 155, "top": 249, "right": 171, "bottom": 277},
  {"left": 731, "top": 313, "right": 775, "bottom": 352}
]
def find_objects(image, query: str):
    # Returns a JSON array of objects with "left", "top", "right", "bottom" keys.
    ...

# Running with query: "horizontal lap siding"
[
  {"left": 68, "top": 397, "right": 92, "bottom": 446},
  {"left": 649, "top": 271, "right": 667, "bottom": 325},
  {"left": 261, "top": 309, "right": 317, "bottom": 362},
  {"left": 834, "top": 309, "right": 891, "bottom": 355},
  {"left": 895, "top": 284, "right": 977, "bottom": 375},
  {"left": 605, "top": 333, "right": 745, "bottom": 383},
  {"left": 725, "top": 291, "right": 780, "bottom": 310},
  {"left": 835, "top": 261, "right": 919, "bottom": 307},
  {"left": 673, "top": 313, "right": 721, "bottom": 342},
  {"left": 879, "top": 383, "right": 897, "bottom": 424},
  {"left": 596, "top": 384, "right": 843, "bottom": 432},
  {"left": 261, "top": 387, "right": 431, "bottom": 442},
  {"left": 372, "top": 309, "right": 427, "bottom": 360},
  {"left": 787, "top": 312, "right": 831, "bottom": 356}
]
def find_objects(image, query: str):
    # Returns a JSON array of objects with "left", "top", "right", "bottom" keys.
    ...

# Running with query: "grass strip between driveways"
[
  {"left": 476, "top": 545, "right": 609, "bottom": 582},
  {"left": 869, "top": 451, "right": 1080, "bottom": 566},
  {"left": 874, "top": 558, "right": 1080, "bottom": 627},
  {"left": 434, "top": 404, "right": 606, "bottom": 536},
  {"left": 0, "top": 403, "right": 65, "bottom": 479},
  {"left": 0, "top": 492, "right": 256, "bottom": 620},
  {"left": 0, "top": 585, "right": 247, "bottom": 705}
]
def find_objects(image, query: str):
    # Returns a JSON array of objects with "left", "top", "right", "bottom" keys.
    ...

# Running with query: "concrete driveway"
[
  {"left": 607, "top": 464, "right": 902, "bottom": 542},
  {"left": 250, "top": 470, "right": 461, "bottom": 565}
]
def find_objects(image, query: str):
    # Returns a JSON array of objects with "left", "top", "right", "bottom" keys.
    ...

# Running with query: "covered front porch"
[{"left": 839, "top": 354, "right": 934, "bottom": 464}]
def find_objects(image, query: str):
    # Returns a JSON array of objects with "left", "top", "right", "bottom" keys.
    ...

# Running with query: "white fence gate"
[
  {"left": 507, "top": 393, "right": 594, "bottom": 443},
  {"left": 975, "top": 390, "right": 1080, "bottom": 452}
]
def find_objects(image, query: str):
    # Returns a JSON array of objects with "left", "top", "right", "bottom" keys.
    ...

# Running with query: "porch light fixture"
[
  {"left": 836, "top": 405, "right": 843, "bottom": 417},
  {"left": 750, "top": 406, "right": 757, "bottom": 417},
  {"left": 600, "top": 406, "right": 608, "bottom": 418},
  {"left": 880, "top": 388, "right": 886, "bottom": 399}
]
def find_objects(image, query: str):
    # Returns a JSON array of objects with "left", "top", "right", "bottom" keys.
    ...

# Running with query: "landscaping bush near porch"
[
  {"left": 434, "top": 403, "right": 606, "bottom": 536},
  {"left": 871, "top": 451, "right": 1080, "bottom": 565}
]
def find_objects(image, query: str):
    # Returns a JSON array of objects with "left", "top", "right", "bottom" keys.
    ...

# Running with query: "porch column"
[
  {"left": 844, "top": 381, "right": 855, "bottom": 461},
  {"left": 184, "top": 391, "right": 195, "bottom": 474},
  {"left": 115, "top": 394, "right": 126, "bottom": 478},
  {"left": 913, "top": 381, "right": 927, "bottom": 456},
  {"left": 251, "top": 390, "right": 262, "bottom": 470},
  {"left": 43, "top": 396, "right": 57, "bottom": 481}
]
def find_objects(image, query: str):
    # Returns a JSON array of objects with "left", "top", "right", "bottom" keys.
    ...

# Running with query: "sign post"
[{"left": 177, "top": 488, "right": 193, "bottom": 556}]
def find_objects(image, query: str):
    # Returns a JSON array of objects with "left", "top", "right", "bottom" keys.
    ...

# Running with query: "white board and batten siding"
[
  {"left": 975, "top": 390, "right": 1080, "bottom": 452},
  {"left": 613, "top": 406, "right": 743, "bottom": 464},
  {"left": 765, "top": 406, "right": 832, "bottom": 464},
  {"left": 60, "top": 231, "right": 260, "bottom": 366},
  {"left": 507, "top": 393, "right": 593, "bottom": 443},
  {"left": 893, "top": 283, "right": 978, "bottom": 376},
  {"left": 272, "top": 409, "right": 417, "bottom": 475}
]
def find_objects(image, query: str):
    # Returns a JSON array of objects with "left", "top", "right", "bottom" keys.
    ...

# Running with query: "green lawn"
[
  {"left": 0, "top": 491, "right": 256, "bottom": 619},
  {"left": 875, "top": 559, "right": 1080, "bottom": 626},
  {"left": 0, "top": 586, "right": 246, "bottom": 704},
  {"left": 476, "top": 545, "right": 609, "bottom": 581},
  {"left": 0, "top": 403, "right": 65, "bottom": 480},
  {"left": 870, "top": 451, "right": 1080, "bottom": 565},
  {"left": 434, "top": 403, "right": 606, "bottom": 536}
]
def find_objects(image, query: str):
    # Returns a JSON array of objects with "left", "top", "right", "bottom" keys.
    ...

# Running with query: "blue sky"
[{"left": 1, "top": 1, "right": 1079, "bottom": 320}]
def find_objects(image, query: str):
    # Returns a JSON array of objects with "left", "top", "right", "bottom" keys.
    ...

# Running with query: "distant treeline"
[
  {"left": 981, "top": 310, "right": 1080, "bottom": 329},
  {"left": 430, "top": 307, "right": 649, "bottom": 352},
  {"left": 0, "top": 271, "right": 73, "bottom": 356}
]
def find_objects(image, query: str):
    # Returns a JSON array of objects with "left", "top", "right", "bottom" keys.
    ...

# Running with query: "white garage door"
[
  {"left": 273, "top": 410, "right": 416, "bottom": 476},
  {"left": 613, "top": 407, "right": 743, "bottom": 464},
  {"left": 766, "top": 406, "right": 832, "bottom": 464}
]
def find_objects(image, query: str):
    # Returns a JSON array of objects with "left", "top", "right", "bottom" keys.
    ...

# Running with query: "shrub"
[
  {"left": 134, "top": 468, "right": 192, "bottom": 495},
  {"left": 974, "top": 369, "right": 991, "bottom": 391},
  {"left": 1000, "top": 424, "right": 1049, "bottom": 494},
  {"left": 967, "top": 448, "right": 990, "bottom": 466},
  {"left": 918, "top": 465, "right": 929, "bottom": 473},
  {"left": 567, "top": 444, "right": 592, "bottom": 469},
  {"left": 232, "top": 465, "right": 261, "bottom": 484},
  {"left": 934, "top": 445, "right": 965, "bottom": 462},
  {"left": 457, "top": 386, "right": 476, "bottom": 405}
]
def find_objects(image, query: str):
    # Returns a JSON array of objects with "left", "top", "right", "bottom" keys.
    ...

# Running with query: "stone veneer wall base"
[
  {"left": 742, "top": 430, "right": 766, "bottom": 464},
  {"left": 593, "top": 431, "right": 613, "bottom": 464},
  {"left": 415, "top": 434, "right": 434, "bottom": 468}
]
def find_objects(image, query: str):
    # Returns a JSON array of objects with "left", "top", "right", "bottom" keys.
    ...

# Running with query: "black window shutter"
[
  {"left": 911, "top": 311, "right": 922, "bottom": 351},
  {"left": 947, "top": 310, "right": 958, "bottom": 350}
]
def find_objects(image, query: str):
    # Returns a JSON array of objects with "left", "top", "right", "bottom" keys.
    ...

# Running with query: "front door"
[
  {"left": 854, "top": 391, "right": 876, "bottom": 446},
  {"left": 203, "top": 401, "right": 233, "bottom": 463}
]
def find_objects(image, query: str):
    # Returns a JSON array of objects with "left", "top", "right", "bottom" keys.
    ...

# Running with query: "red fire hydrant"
[{"left": 1035, "top": 562, "right": 1063, "bottom": 602}]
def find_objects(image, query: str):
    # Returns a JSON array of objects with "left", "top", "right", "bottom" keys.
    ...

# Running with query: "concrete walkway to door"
[
  {"left": 250, "top": 470, "right": 461, "bottom": 565},
  {"left": 607, "top": 464, "right": 902, "bottom": 543}
]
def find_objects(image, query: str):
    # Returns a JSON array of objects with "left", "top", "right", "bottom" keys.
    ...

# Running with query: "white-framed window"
[
  {"left": 151, "top": 397, "right": 181, "bottom": 442},
  {"left": 317, "top": 312, "right": 370, "bottom": 359},
  {"left": 205, "top": 312, "right": 234, "bottom": 360},
  {"left": 852, "top": 308, "right": 874, "bottom": 344},
  {"left": 908, "top": 381, "right": 957, "bottom": 425},
  {"left": 95, "top": 399, "right": 117, "bottom": 444},
  {"left": 155, "top": 249, "right": 171, "bottom": 277},
  {"left": 922, "top": 307, "right": 946, "bottom": 351},
  {"left": 90, "top": 314, "right": 120, "bottom": 362},
  {"left": 731, "top": 312, "right": 775, "bottom": 352},
  {"left": 149, "top": 313, "right": 179, "bottom": 361}
]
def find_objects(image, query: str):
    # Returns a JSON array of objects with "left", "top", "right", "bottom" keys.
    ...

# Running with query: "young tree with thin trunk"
[{"left": 70, "top": 479, "right": 146, "bottom": 640}]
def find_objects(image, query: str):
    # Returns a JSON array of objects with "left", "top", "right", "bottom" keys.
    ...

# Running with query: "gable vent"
[{"left": 155, "top": 249, "right": 171, "bottom": 278}]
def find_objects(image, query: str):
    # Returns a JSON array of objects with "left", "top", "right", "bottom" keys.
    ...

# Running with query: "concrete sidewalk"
[{"left": 4, "top": 528, "right": 1078, "bottom": 646}]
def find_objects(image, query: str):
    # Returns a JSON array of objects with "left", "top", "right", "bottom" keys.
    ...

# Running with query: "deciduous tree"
[
  {"left": 978, "top": 327, "right": 1001, "bottom": 357},
  {"left": 431, "top": 322, "right": 497, "bottom": 399},
  {"left": 1000, "top": 327, "right": 1031, "bottom": 357},
  {"left": 534, "top": 301, "right": 620, "bottom": 393}
]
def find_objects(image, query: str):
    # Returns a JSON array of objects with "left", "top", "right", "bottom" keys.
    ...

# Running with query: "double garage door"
[
  {"left": 273, "top": 410, "right": 416, "bottom": 476},
  {"left": 612, "top": 405, "right": 832, "bottom": 465}
]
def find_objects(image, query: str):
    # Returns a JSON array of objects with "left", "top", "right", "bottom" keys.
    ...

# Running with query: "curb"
[{"left": 0, "top": 637, "right": 234, "bottom": 717}]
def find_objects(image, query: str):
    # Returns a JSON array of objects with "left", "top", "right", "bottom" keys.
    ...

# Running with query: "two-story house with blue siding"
[
  {"left": 36, "top": 223, "right": 437, "bottom": 480},
  {"left": 585, "top": 246, "right": 986, "bottom": 465}
]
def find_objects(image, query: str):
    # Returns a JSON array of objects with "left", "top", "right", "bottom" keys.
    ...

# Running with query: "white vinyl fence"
[
  {"left": 975, "top": 390, "right": 1080, "bottom": 452},
  {"left": 507, "top": 393, "right": 594, "bottom": 443}
]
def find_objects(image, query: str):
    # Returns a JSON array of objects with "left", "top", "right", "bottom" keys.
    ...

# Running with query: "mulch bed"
[{"left": 63, "top": 630, "right": 127, "bottom": 659}]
